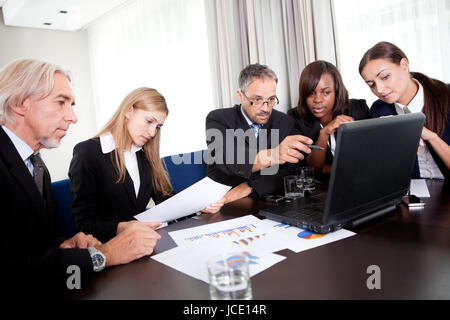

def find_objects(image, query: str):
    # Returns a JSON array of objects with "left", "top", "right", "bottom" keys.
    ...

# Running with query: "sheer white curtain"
[
  {"left": 332, "top": 0, "right": 450, "bottom": 106},
  {"left": 87, "top": 0, "right": 213, "bottom": 156},
  {"left": 204, "top": 0, "right": 250, "bottom": 109},
  {"left": 205, "top": 0, "right": 316, "bottom": 111}
]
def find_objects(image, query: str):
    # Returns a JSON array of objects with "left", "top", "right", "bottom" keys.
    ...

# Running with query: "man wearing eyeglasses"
[{"left": 206, "top": 63, "right": 313, "bottom": 205}]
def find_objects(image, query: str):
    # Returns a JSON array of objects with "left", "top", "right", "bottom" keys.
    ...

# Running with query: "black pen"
[{"left": 309, "top": 145, "right": 325, "bottom": 151}]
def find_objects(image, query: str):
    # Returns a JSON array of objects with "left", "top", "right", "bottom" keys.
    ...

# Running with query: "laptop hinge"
[{"left": 345, "top": 205, "right": 396, "bottom": 228}]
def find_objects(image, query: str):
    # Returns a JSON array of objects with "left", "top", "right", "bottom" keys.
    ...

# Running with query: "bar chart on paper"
[
  {"left": 232, "top": 234, "right": 267, "bottom": 246},
  {"left": 183, "top": 224, "right": 259, "bottom": 243},
  {"left": 168, "top": 215, "right": 272, "bottom": 247}
]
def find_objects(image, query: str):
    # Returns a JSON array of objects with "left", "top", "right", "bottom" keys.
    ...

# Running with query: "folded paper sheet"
[
  {"left": 134, "top": 177, "right": 232, "bottom": 223},
  {"left": 152, "top": 240, "right": 286, "bottom": 283},
  {"left": 409, "top": 179, "right": 430, "bottom": 198}
]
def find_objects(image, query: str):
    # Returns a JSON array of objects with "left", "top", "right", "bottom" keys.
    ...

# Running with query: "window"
[
  {"left": 332, "top": 0, "right": 450, "bottom": 106},
  {"left": 87, "top": 0, "right": 213, "bottom": 156}
]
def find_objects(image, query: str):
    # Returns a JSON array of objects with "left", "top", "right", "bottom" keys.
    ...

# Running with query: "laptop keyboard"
[{"left": 282, "top": 202, "right": 324, "bottom": 223}]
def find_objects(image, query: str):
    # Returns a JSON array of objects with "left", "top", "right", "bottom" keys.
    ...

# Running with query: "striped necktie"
[
  {"left": 250, "top": 123, "right": 262, "bottom": 137},
  {"left": 29, "top": 153, "right": 45, "bottom": 197}
]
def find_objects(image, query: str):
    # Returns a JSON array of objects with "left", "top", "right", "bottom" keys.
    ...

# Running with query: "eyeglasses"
[{"left": 241, "top": 91, "right": 279, "bottom": 107}]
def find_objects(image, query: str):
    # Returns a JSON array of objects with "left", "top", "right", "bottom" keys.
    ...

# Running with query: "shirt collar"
[
  {"left": 1, "top": 125, "right": 34, "bottom": 161},
  {"left": 100, "top": 132, "right": 142, "bottom": 154},
  {"left": 240, "top": 105, "right": 262, "bottom": 128},
  {"left": 395, "top": 79, "right": 424, "bottom": 114}
]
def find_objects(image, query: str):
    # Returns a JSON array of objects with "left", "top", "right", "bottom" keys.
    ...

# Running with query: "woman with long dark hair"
[
  {"left": 287, "top": 60, "right": 370, "bottom": 174},
  {"left": 359, "top": 41, "right": 450, "bottom": 179}
]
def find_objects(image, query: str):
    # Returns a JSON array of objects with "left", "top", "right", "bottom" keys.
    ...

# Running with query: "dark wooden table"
[{"left": 65, "top": 179, "right": 450, "bottom": 300}]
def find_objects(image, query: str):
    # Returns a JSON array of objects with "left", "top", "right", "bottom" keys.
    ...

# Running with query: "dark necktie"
[{"left": 29, "top": 153, "right": 45, "bottom": 197}]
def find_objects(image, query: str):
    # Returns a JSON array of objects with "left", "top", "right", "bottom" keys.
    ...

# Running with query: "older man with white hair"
[{"left": 0, "top": 58, "right": 161, "bottom": 297}]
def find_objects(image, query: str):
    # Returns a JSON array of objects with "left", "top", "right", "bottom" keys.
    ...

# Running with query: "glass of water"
[
  {"left": 207, "top": 252, "right": 252, "bottom": 300},
  {"left": 299, "top": 166, "right": 315, "bottom": 192},
  {"left": 284, "top": 175, "right": 304, "bottom": 199}
]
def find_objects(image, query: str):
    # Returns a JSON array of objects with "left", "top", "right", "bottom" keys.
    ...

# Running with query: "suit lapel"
[
  {"left": 260, "top": 110, "right": 281, "bottom": 149},
  {"left": 122, "top": 170, "right": 138, "bottom": 211},
  {"left": 136, "top": 150, "right": 152, "bottom": 209},
  {"left": 0, "top": 128, "right": 50, "bottom": 228}
]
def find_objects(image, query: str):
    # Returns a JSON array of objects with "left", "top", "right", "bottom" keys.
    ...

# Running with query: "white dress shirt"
[
  {"left": 241, "top": 106, "right": 261, "bottom": 137},
  {"left": 394, "top": 80, "right": 444, "bottom": 179},
  {"left": 319, "top": 124, "right": 336, "bottom": 157},
  {"left": 100, "top": 132, "right": 142, "bottom": 197}
]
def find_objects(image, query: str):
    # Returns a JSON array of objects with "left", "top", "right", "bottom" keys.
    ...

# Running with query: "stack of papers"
[
  {"left": 138, "top": 176, "right": 356, "bottom": 284},
  {"left": 152, "top": 215, "right": 355, "bottom": 283}
]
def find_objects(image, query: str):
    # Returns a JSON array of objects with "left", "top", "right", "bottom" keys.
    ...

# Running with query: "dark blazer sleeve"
[
  {"left": 69, "top": 140, "right": 119, "bottom": 241},
  {"left": 348, "top": 99, "right": 370, "bottom": 120},
  {"left": 369, "top": 99, "right": 397, "bottom": 118},
  {"left": 206, "top": 109, "right": 254, "bottom": 183},
  {"left": 246, "top": 115, "right": 298, "bottom": 196},
  {"left": 247, "top": 162, "right": 298, "bottom": 196}
]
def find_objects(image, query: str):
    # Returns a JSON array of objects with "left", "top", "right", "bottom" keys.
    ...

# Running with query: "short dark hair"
[
  {"left": 238, "top": 63, "right": 278, "bottom": 93},
  {"left": 297, "top": 60, "right": 350, "bottom": 119}
]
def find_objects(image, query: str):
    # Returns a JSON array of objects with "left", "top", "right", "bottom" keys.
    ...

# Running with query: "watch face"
[{"left": 92, "top": 253, "right": 105, "bottom": 267}]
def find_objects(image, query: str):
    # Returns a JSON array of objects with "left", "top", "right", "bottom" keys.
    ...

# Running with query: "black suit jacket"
[
  {"left": 0, "top": 127, "right": 92, "bottom": 296},
  {"left": 287, "top": 99, "right": 370, "bottom": 166},
  {"left": 206, "top": 105, "right": 299, "bottom": 197},
  {"left": 69, "top": 138, "right": 167, "bottom": 242}
]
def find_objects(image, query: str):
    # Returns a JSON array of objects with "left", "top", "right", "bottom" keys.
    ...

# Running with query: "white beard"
[{"left": 39, "top": 137, "right": 60, "bottom": 149}]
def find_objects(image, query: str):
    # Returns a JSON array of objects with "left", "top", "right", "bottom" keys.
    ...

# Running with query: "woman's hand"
[
  {"left": 322, "top": 115, "right": 354, "bottom": 135},
  {"left": 419, "top": 126, "right": 438, "bottom": 147}
]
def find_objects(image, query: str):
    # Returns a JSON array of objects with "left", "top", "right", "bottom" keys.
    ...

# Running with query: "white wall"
[{"left": 0, "top": 9, "right": 97, "bottom": 181}]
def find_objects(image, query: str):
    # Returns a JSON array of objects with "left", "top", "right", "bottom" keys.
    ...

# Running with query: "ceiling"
[{"left": 0, "top": 0, "right": 130, "bottom": 31}]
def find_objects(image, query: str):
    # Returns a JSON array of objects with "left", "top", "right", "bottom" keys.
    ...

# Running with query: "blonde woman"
[{"left": 69, "top": 88, "right": 223, "bottom": 242}]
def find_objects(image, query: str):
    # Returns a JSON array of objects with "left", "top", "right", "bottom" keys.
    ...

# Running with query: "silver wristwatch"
[{"left": 87, "top": 246, "right": 106, "bottom": 272}]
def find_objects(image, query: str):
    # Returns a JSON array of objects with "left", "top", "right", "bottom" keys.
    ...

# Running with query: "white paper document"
[
  {"left": 258, "top": 219, "right": 356, "bottom": 253},
  {"left": 409, "top": 179, "right": 430, "bottom": 198},
  {"left": 134, "top": 177, "right": 232, "bottom": 223},
  {"left": 169, "top": 215, "right": 356, "bottom": 254},
  {"left": 169, "top": 215, "right": 273, "bottom": 246},
  {"left": 153, "top": 215, "right": 356, "bottom": 283},
  {"left": 151, "top": 239, "right": 286, "bottom": 283}
]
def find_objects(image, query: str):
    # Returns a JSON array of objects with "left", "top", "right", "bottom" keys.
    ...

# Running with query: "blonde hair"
[
  {"left": 97, "top": 87, "right": 172, "bottom": 196},
  {"left": 0, "top": 58, "right": 71, "bottom": 125}
]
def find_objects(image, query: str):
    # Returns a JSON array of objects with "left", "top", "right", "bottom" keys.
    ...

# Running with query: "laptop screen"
[{"left": 323, "top": 113, "right": 425, "bottom": 225}]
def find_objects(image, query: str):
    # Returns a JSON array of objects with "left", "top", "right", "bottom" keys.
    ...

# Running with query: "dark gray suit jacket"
[{"left": 206, "top": 105, "right": 299, "bottom": 197}]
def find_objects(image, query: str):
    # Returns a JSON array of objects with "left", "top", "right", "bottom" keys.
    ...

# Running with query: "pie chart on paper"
[{"left": 297, "top": 230, "right": 326, "bottom": 240}]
